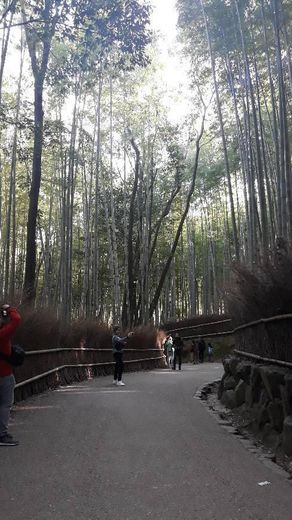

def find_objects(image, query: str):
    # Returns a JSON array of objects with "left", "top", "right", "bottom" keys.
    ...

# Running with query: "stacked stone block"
[{"left": 219, "top": 356, "right": 292, "bottom": 456}]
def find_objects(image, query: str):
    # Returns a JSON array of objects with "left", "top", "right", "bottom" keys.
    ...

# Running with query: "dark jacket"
[
  {"left": 173, "top": 336, "right": 184, "bottom": 352},
  {"left": 112, "top": 334, "right": 128, "bottom": 354},
  {"left": 198, "top": 339, "right": 206, "bottom": 353}
]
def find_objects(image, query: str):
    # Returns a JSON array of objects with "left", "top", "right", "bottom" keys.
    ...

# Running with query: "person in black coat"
[
  {"left": 173, "top": 332, "right": 184, "bottom": 370},
  {"left": 191, "top": 339, "right": 198, "bottom": 364},
  {"left": 197, "top": 337, "right": 206, "bottom": 363},
  {"left": 112, "top": 325, "right": 133, "bottom": 386}
]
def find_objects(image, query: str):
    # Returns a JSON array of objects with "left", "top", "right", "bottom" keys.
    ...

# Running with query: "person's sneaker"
[
  {"left": 0, "top": 434, "right": 19, "bottom": 446},
  {"left": 112, "top": 380, "right": 117, "bottom": 385},
  {"left": 117, "top": 381, "right": 125, "bottom": 386}
]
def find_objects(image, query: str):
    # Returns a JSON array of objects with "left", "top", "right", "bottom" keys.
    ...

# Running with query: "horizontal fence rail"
[
  {"left": 24, "top": 348, "right": 160, "bottom": 355},
  {"left": 22, "top": 348, "right": 163, "bottom": 357},
  {"left": 168, "top": 313, "right": 292, "bottom": 364},
  {"left": 167, "top": 318, "right": 231, "bottom": 334},
  {"left": 13, "top": 347, "right": 166, "bottom": 401},
  {"left": 168, "top": 313, "right": 292, "bottom": 340},
  {"left": 15, "top": 347, "right": 163, "bottom": 382},
  {"left": 233, "top": 349, "right": 292, "bottom": 370},
  {"left": 183, "top": 331, "right": 233, "bottom": 340},
  {"left": 15, "top": 356, "right": 165, "bottom": 389}
]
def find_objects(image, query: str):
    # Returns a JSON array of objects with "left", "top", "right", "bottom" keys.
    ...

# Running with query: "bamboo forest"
[{"left": 0, "top": 0, "right": 291, "bottom": 327}]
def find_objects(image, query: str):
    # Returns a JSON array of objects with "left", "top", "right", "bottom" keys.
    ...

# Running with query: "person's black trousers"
[
  {"left": 113, "top": 352, "right": 124, "bottom": 381},
  {"left": 199, "top": 351, "right": 205, "bottom": 363},
  {"left": 173, "top": 351, "right": 182, "bottom": 370}
]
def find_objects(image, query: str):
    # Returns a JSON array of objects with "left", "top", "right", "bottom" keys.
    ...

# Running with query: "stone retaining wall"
[{"left": 218, "top": 355, "right": 292, "bottom": 456}]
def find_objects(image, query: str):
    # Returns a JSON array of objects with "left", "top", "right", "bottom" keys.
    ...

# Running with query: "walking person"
[
  {"left": 207, "top": 342, "right": 214, "bottom": 362},
  {"left": 112, "top": 325, "right": 133, "bottom": 386},
  {"left": 191, "top": 339, "right": 198, "bottom": 364},
  {"left": 164, "top": 334, "right": 173, "bottom": 368},
  {"left": 173, "top": 332, "right": 184, "bottom": 370},
  {"left": 197, "top": 337, "right": 206, "bottom": 363},
  {"left": 0, "top": 304, "right": 21, "bottom": 446}
]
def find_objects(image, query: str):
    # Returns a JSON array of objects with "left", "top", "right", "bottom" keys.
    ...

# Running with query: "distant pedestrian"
[
  {"left": 191, "top": 339, "right": 198, "bottom": 364},
  {"left": 197, "top": 337, "right": 206, "bottom": 363},
  {"left": 173, "top": 332, "right": 184, "bottom": 370},
  {"left": 207, "top": 342, "right": 214, "bottom": 362},
  {"left": 164, "top": 335, "right": 173, "bottom": 368},
  {"left": 0, "top": 304, "right": 21, "bottom": 446},
  {"left": 112, "top": 325, "right": 133, "bottom": 386}
]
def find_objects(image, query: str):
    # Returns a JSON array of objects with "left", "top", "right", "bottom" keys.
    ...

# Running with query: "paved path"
[{"left": 1, "top": 364, "right": 292, "bottom": 520}]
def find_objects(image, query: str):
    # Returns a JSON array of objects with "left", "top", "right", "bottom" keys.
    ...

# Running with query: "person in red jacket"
[{"left": 0, "top": 304, "right": 21, "bottom": 446}]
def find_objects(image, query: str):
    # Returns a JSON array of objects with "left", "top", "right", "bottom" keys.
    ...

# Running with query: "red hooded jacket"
[{"left": 0, "top": 308, "right": 21, "bottom": 377}]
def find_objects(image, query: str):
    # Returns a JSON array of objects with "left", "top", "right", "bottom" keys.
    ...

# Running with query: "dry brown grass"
[
  {"left": 225, "top": 251, "right": 292, "bottom": 326},
  {"left": 11, "top": 307, "right": 160, "bottom": 352},
  {"left": 163, "top": 314, "right": 231, "bottom": 337},
  {"left": 224, "top": 243, "right": 292, "bottom": 361},
  {"left": 13, "top": 308, "right": 62, "bottom": 351},
  {"left": 60, "top": 319, "right": 111, "bottom": 349},
  {"left": 164, "top": 314, "right": 229, "bottom": 330}
]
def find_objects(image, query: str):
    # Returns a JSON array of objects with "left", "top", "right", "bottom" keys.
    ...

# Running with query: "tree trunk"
[
  {"left": 127, "top": 136, "right": 140, "bottom": 326},
  {"left": 4, "top": 33, "right": 24, "bottom": 297},
  {"left": 149, "top": 113, "right": 205, "bottom": 319},
  {"left": 23, "top": 77, "right": 44, "bottom": 301},
  {"left": 200, "top": 0, "right": 240, "bottom": 260},
  {"left": 22, "top": 0, "right": 58, "bottom": 303}
]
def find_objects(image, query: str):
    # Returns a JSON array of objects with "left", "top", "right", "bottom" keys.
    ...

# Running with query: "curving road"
[{"left": 1, "top": 363, "right": 292, "bottom": 520}]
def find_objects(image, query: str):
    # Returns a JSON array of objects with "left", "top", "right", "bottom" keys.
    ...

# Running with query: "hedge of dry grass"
[
  {"left": 11, "top": 307, "right": 161, "bottom": 352},
  {"left": 225, "top": 243, "right": 292, "bottom": 361},
  {"left": 226, "top": 258, "right": 292, "bottom": 325},
  {"left": 163, "top": 314, "right": 231, "bottom": 336}
]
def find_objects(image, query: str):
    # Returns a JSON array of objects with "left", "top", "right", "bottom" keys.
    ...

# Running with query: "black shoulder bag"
[{"left": 0, "top": 344, "right": 25, "bottom": 367}]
